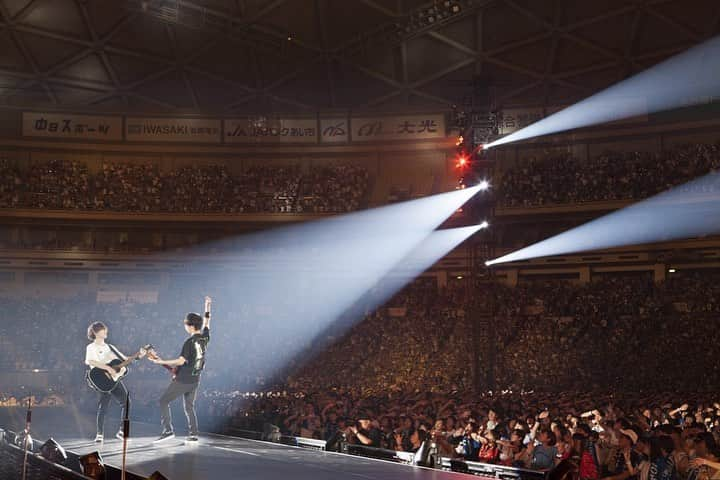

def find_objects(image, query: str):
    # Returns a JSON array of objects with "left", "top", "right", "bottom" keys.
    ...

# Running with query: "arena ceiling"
[{"left": 0, "top": 0, "right": 718, "bottom": 115}]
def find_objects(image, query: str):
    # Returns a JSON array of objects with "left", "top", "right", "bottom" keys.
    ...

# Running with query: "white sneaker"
[
  {"left": 153, "top": 431, "right": 175, "bottom": 443},
  {"left": 115, "top": 431, "right": 124, "bottom": 440},
  {"left": 94, "top": 434, "right": 103, "bottom": 443}
]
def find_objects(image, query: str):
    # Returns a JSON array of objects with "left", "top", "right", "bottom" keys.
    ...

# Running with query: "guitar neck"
[{"left": 114, "top": 352, "right": 140, "bottom": 369}]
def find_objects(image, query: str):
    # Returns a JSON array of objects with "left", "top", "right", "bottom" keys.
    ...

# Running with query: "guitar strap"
[{"left": 107, "top": 343, "right": 125, "bottom": 361}]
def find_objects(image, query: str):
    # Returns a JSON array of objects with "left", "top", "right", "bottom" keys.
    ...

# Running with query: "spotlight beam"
[
  {"left": 333, "top": 225, "right": 483, "bottom": 328},
  {"left": 485, "top": 35, "right": 720, "bottom": 149},
  {"left": 486, "top": 172, "right": 720, "bottom": 265},
  {"left": 170, "top": 186, "right": 482, "bottom": 389}
]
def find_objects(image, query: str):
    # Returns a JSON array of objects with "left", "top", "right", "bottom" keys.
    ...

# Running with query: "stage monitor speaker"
[
  {"left": 40, "top": 437, "right": 68, "bottom": 464},
  {"left": 147, "top": 471, "right": 170, "bottom": 480},
  {"left": 79, "top": 451, "right": 106, "bottom": 480}
]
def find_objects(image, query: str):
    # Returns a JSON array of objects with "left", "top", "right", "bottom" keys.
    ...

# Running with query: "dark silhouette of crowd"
[
  {"left": 0, "top": 159, "right": 368, "bottom": 214},
  {"left": 499, "top": 142, "right": 720, "bottom": 207}
]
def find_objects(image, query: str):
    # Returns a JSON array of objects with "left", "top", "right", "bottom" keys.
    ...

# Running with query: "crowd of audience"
[
  {"left": 7, "top": 141, "right": 720, "bottom": 216},
  {"left": 297, "top": 165, "right": 369, "bottom": 213},
  {"left": 286, "top": 278, "right": 473, "bottom": 395},
  {"left": 500, "top": 142, "right": 720, "bottom": 207},
  {"left": 6, "top": 141, "right": 720, "bottom": 214},
  {"left": 232, "top": 388, "right": 720, "bottom": 475},
  {"left": 25, "top": 160, "right": 93, "bottom": 210},
  {"left": 0, "top": 159, "right": 368, "bottom": 214},
  {"left": 1, "top": 270, "right": 720, "bottom": 471}
]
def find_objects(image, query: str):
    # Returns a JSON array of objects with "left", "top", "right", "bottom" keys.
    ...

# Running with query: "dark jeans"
[
  {"left": 97, "top": 381, "right": 129, "bottom": 436},
  {"left": 159, "top": 380, "right": 199, "bottom": 435}
]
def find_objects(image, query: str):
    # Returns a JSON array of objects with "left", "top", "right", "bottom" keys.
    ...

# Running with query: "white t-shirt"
[{"left": 85, "top": 342, "right": 125, "bottom": 367}]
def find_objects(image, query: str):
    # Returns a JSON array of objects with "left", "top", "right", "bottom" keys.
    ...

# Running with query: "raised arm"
[
  {"left": 690, "top": 458, "right": 720, "bottom": 471},
  {"left": 204, "top": 295, "right": 212, "bottom": 330},
  {"left": 150, "top": 355, "right": 187, "bottom": 367}
]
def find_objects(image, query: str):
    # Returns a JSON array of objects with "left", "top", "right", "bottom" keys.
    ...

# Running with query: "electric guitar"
[
  {"left": 85, "top": 345, "right": 151, "bottom": 393},
  {"left": 146, "top": 347, "right": 178, "bottom": 379}
]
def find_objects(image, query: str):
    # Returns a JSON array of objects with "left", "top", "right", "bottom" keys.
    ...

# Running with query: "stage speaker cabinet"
[{"left": 40, "top": 437, "right": 68, "bottom": 464}]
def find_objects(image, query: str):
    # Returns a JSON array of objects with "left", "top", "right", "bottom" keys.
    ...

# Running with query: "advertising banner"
[
  {"left": 126, "top": 117, "right": 221, "bottom": 143},
  {"left": 225, "top": 117, "right": 318, "bottom": 143},
  {"left": 22, "top": 112, "right": 122, "bottom": 141},
  {"left": 351, "top": 114, "right": 445, "bottom": 142}
]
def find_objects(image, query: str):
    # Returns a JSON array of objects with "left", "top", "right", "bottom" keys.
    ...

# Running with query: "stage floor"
[{"left": 1, "top": 408, "right": 469, "bottom": 480}]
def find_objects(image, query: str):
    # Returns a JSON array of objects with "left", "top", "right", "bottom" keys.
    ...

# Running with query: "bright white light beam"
[
  {"left": 486, "top": 172, "right": 720, "bottom": 265},
  {"left": 345, "top": 224, "right": 484, "bottom": 319},
  {"left": 485, "top": 34, "right": 720, "bottom": 149},
  {"left": 173, "top": 186, "right": 483, "bottom": 385}
]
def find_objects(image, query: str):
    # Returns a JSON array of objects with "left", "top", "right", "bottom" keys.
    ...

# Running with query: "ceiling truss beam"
[{"left": 0, "top": 0, "right": 711, "bottom": 112}]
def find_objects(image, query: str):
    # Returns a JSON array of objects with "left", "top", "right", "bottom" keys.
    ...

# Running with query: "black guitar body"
[{"left": 86, "top": 359, "right": 128, "bottom": 394}]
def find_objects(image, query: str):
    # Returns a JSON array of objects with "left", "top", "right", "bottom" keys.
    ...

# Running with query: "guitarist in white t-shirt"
[{"left": 85, "top": 321, "right": 131, "bottom": 443}]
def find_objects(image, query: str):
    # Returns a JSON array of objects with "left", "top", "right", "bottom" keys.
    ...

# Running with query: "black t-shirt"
[{"left": 175, "top": 327, "right": 210, "bottom": 384}]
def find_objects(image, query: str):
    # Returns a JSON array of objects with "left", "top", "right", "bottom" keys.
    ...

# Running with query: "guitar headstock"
[
  {"left": 138, "top": 344, "right": 153, "bottom": 358},
  {"left": 145, "top": 346, "right": 160, "bottom": 360}
]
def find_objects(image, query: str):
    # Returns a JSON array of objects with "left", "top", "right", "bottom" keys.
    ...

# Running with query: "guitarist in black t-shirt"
[{"left": 150, "top": 296, "right": 211, "bottom": 444}]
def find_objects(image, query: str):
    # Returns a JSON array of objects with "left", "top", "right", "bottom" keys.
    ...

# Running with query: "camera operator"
[{"left": 346, "top": 414, "right": 382, "bottom": 448}]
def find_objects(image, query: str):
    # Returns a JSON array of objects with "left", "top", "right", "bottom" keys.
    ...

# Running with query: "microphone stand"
[
  {"left": 21, "top": 394, "right": 32, "bottom": 480},
  {"left": 121, "top": 393, "right": 129, "bottom": 480}
]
